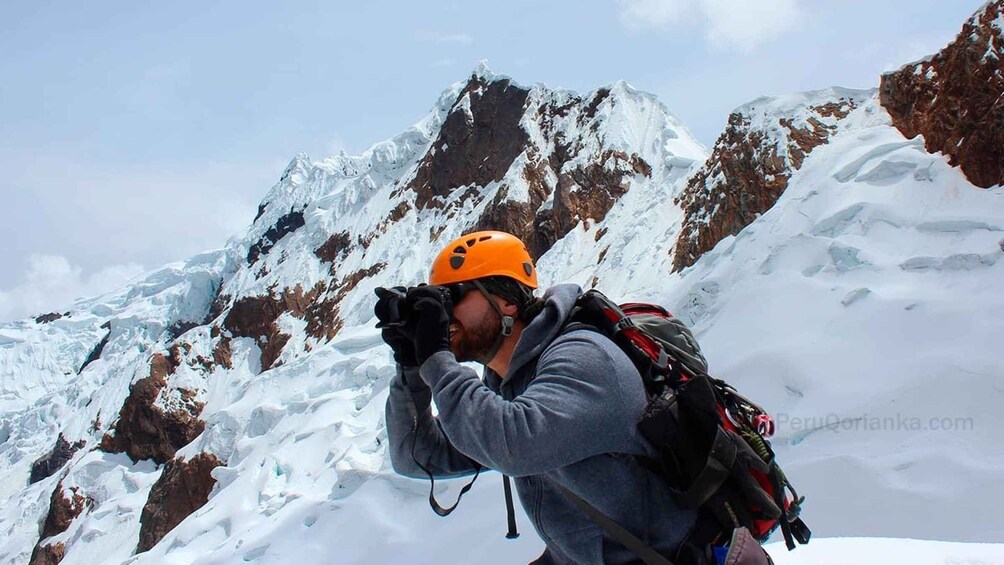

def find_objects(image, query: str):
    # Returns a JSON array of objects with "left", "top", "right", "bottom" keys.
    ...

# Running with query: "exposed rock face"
[
  {"left": 34, "top": 312, "right": 63, "bottom": 324},
  {"left": 78, "top": 322, "right": 111, "bottom": 374},
  {"left": 136, "top": 453, "right": 222, "bottom": 553},
  {"left": 530, "top": 147, "right": 651, "bottom": 260},
  {"left": 29, "top": 435, "right": 86, "bottom": 485},
  {"left": 223, "top": 293, "right": 292, "bottom": 370},
  {"left": 27, "top": 544, "right": 63, "bottom": 565},
  {"left": 880, "top": 1, "right": 1004, "bottom": 188},
  {"left": 314, "top": 231, "right": 352, "bottom": 265},
  {"left": 673, "top": 96, "right": 858, "bottom": 271},
  {"left": 220, "top": 275, "right": 367, "bottom": 369},
  {"left": 212, "top": 336, "right": 233, "bottom": 370},
  {"left": 28, "top": 483, "right": 93, "bottom": 565},
  {"left": 247, "top": 208, "right": 307, "bottom": 264},
  {"left": 166, "top": 320, "right": 200, "bottom": 341},
  {"left": 409, "top": 77, "right": 531, "bottom": 210},
  {"left": 407, "top": 76, "right": 653, "bottom": 261},
  {"left": 99, "top": 354, "right": 205, "bottom": 464}
]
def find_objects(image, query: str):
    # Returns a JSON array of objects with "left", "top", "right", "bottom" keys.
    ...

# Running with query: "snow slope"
[{"left": 661, "top": 95, "right": 1003, "bottom": 542}]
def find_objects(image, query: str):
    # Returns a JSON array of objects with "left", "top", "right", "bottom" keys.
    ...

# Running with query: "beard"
[{"left": 451, "top": 307, "right": 501, "bottom": 363}]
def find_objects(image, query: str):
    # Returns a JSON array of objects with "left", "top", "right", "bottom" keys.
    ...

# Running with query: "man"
[{"left": 378, "top": 230, "right": 697, "bottom": 564}]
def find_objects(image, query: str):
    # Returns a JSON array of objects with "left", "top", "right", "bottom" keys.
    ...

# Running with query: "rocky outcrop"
[
  {"left": 880, "top": 1, "right": 1004, "bottom": 188},
  {"left": 220, "top": 275, "right": 368, "bottom": 368},
  {"left": 212, "top": 336, "right": 233, "bottom": 370},
  {"left": 409, "top": 77, "right": 653, "bottom": 261},
  {"left": 530, "top": 146, "right": 651, "bottom": 260},
  {"left": 247, "top": 208, "right": 307, "bottom": 264},
  {"left": 673, "top": 96, "right": 858, "bottom": 271},
  {"left": 223, "top": 293, "right": 293, "bottom": 370},
  {"left": 166, "top": 320, "right": 200, "bottom": 341},
  {"left": 99, "top": 354, "right": 205, "bottom": 464},
  {"left": 29, "top": 435, "right": 86, "bottom": 485},
  {"left": 136, "top": 453, "right": 222, "bottom": 553},
  {"left": 314, "top": 231, "right": 352, "bottom": 265},
  {"left": 78, "top": 322, "right": 111, "bottom": 374},
  {"left": 408, "top": 76, "right": 531, "bottom": 210},
  {"left": 34, "top": 312, "right": 63, "bottom": 324},
  {"left": 28, "top": 483, "right": 93, "bottom": 565}
]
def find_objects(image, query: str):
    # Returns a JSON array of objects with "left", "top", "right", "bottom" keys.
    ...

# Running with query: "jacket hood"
[{"left": 506, "top": 283, "right": 582, "bottom": 380}]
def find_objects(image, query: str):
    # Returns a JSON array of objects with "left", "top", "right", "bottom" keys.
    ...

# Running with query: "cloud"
[
  {"left": 617, "top": 0, "right": 804, "bottom": 52},
  {"left": 702, "top": 0, "right": 803, "bottom": 51},
  {"left": 617, "top": 0, "right": 695, "bottom": 31},
  {"left": 0, "top": 149, "right": 268, "bottom": 311},
  {"left": 416, "top": 31, "right": 473, "bottom": 45},
  {"left": 0, "top": 255, "right": 146, "bottom": 322}
]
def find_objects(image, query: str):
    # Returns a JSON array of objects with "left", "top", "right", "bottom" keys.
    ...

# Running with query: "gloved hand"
[
  {"left": 406, "top": 285, "right": 453, "bottom": 365},
  {"left": 374, "top": 286, "right": 408, "bottom": 328},
  {"left": 375, "top": 286, "right": 419, "bottom": 368},
  {"left": 380, "top": 327, "right": 419, "bottom": 368}
]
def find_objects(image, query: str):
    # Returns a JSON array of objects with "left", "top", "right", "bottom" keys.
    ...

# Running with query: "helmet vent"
[
  {"left": 453, "top": 246, "right": 467, "bottom": 255},
  {"left": 450, "top": 256, "right": 465, "bottom": 269},
  {"left": 466, "top": 238, "right": 476, "bottom": 247},
  {"left": 479, "top": 235, "right": 492, "bottom": 242},
  {"left": 523, "top": 262, "right": 533, "bottom": 276}
]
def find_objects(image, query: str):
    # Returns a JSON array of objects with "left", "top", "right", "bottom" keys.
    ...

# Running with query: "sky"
[{"left": 0, "top": 0, "right": 987, "bottom": 322}]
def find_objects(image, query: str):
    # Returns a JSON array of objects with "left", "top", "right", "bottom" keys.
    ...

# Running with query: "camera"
[{"left": 374, "top": 285, "right": 453, "bottom": 329}]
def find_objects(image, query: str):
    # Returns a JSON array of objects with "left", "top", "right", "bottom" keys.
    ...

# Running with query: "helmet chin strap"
[{"left": 471, "top": 279, "right": 514, "bottom": 365}]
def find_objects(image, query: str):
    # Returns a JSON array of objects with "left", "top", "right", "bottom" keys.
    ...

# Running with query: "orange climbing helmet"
[{"left": 429, "top": 230, "right": 538, "bottom": 289}]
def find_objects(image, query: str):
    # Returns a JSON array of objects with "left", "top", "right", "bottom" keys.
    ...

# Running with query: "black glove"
[
  {"left": 374, "top": 286, "right": 408, "bottom": 328},
  {"left": 380, "top": 327, "right": 418, "bottom": 368},
  {"left": 375, "top": 286, "right": 420, "bottom": 367},
  {"left": 406, "top": 285, "right": 453, "bottom": 365}
]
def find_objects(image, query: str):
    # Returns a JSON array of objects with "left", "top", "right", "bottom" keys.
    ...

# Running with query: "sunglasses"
[{"left": 444, "top": 281, "right": 477, "bottom": 303}]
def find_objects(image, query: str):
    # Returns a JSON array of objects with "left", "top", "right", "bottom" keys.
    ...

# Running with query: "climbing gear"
[
  {"left": 561, "top": 290, "right": 810, "bottom": 563},
  {"left": 430, "top": 231, "right": 538, "bottom": 288}
]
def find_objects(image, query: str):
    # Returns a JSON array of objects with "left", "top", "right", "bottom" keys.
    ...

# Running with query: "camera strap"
[{"left": 411, "top": 419, "right": 482, "bottom": 517}]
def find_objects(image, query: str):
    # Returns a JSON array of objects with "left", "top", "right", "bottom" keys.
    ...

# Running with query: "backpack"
[{"left": 561, "top": 289, "right": 811, "bottom": 563}]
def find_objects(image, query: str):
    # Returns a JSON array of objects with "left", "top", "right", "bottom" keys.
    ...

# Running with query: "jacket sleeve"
[
  {"left": 418, "top": 330, "right": 648, "bottom": 477},
  {"left": 384, "top": 364, "right": 482, "bottom": 479}
]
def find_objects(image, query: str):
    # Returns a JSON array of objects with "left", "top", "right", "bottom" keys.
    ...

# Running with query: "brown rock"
[
  {"left": 166, "top": 321, "right": 199, "bottom": 341},
  {"left": 27, "top": 543, "right": 64, "bottom": 565},
  {"left": 673, "top": 97, "right": 857, "bottom": 272},
  {"left": 247, "top": 208, "right": 306, "bottom": 264},
  {"left": 880, "top": 1, "right": 1004, "bottom": 188},
  {"left": 212, "top": 336, "right": 233, "bottom": 370},
  {"left": 222, "top": 293, "right": 290, "bottom": 370},
  {"left": 300, "top": 263, "right": 387, "bottom": 343},
  {"left": 99, "top": 354, "right": 205, "bottom": 464},
  {"left": 34, "top": 312, "right": 63, "bottom": 324},
  {"left": 136, "top": 453, "right": 222, "bottom": 553},
  {"left": 408, "top": 75, "right": 531, "bottom": 210},
  {"left": 29, "top": 435, "right": 86, "bottom": 485},
  {"left": 206, "top": 292, "right": 232, "bottom": 326},
  {"left": 28, "top": 482, "right": 93, "bottom": 565},
  {"left": 531, "top": 148, "right": 650, "bottom": 260},
  {"left": 314, "top": 231, "right": 352, "bottom": 264},
  {"left": 400, "top": 77, "right": 652, "bottom": 264},
  {"left": 78, "top": 327, "right": 111, "bottom": 375}
]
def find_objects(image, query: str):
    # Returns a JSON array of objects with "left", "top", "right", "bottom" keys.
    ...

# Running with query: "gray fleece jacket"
[{"left": 385, "top": 284, "right": 696, "bottom": 564}]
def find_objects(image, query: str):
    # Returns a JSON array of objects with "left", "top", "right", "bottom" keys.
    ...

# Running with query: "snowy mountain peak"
[
  {"left": 672, "top": 87, "right": 874, "bottom": 271},
  {"left": 471, "top": 59, "right": 506, "bottom": 83}
]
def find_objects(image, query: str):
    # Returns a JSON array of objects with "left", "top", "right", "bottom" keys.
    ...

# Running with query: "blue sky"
[{"left": 0, "top": 0, "right": 986, "bottom": 321}]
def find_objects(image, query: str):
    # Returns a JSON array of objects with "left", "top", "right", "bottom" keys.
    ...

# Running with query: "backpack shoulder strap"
[{"left": 552, "top": 481, "right": 676, "bottom": 565}]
